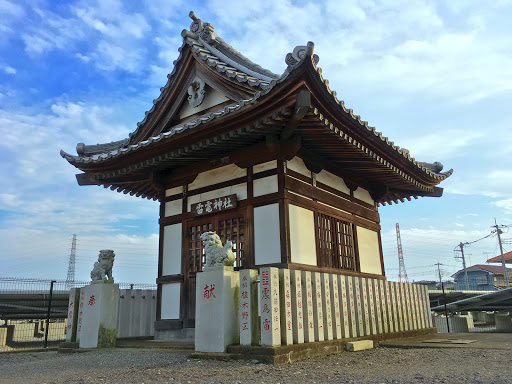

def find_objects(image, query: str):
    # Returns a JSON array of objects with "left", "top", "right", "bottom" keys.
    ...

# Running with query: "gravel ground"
[{"left": 1, "top": 347, "right": 511, "bottom": 384}]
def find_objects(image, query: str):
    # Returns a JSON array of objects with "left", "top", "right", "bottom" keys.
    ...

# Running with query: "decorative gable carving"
[{"left": 188, "top": 76, "right": 206, "bottom": 107}]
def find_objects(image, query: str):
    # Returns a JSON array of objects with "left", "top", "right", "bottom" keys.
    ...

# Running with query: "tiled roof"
[
  {"left": 60, "top": 12, "right": 452, "bottom": 192},
  {"left": 487, "top": 251, "right": 512, "bottom": 263},
  {"left": 452, "top": 264, "right": 512, "bottom": 277}
]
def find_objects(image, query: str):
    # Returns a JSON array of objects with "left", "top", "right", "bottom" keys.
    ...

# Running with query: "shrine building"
[{"left": 61, "top": 12, "right": 452, "bottom": 339}]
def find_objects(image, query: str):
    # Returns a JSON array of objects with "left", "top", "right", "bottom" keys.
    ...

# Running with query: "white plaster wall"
[
  {"left": 187, "top": 183, "right": 247, "bottom": 212},
  {"left": 354, "top": 187, "right": 375, "bottom": 206},
  {"left": 357, "top": 226, "right": 382, "bottom": 275},
  {"left": 165, "top": 186, "right": 183, "bottom": 197},
  {"left": 160, "top": 283, "right": 181, "bottom": 319},
  {"left": 287, "top": 157, "right": 311, "bottom": 177},
  {"left": 162, "top": 223, "right": 182, "bottom": 275},
  {"left": 165, "top": 199, "right": 182, "bottom": 217},
  {"left": 189, "top": 164, "right": 247, "bottom": 191},
  {"left": 179, "top": 86, "right": 230, "bottom": 119},
  {"left": 253, "top": 160, "right": 277, "bottom": 173},
  {"left": 316, "top": 170, "right": 350, "bottom": 194},
  {"left": 253, "top": 175, "right": 278, "bottom": 197},
  {"left": 254, "top": 204, "right": 281, "bottom": 265},
  {"left": 289, "top": 204, "right": 317, "bottom": 266}
]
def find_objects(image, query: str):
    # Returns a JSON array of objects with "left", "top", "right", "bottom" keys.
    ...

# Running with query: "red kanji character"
[
  {"left": 262, "top": 304, "right": 270, "bottom": 314},
  {"left": 204, "top": 284, "right": 216, "bottom": 299},
  {"left": 242, "top": 302, "right": 248, "bottom": 309},
  {"left": 241, "top": 291, "right": 248, "bottom": 299},
  {"left": 263, "top": 319, "right": 270, "bottom": 331},
  {"left": 242, "top": 322, "right": 248, "bottom": 331},
  {"left": 262, "top": 287, "right": 270, "bottom": 300},
  {"left": 69, "top": 301, "right": 74, "bottom": 307},
  {"left": 88, "top": 295, "right": 95, "bottom": 306},
  {"left": 261, "top": 271, "right": 269, "bottom": 286}
]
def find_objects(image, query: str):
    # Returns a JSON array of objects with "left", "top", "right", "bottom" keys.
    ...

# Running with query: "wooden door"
[{"left": 182, "top": 210, "right": 248, "bottom": 327}]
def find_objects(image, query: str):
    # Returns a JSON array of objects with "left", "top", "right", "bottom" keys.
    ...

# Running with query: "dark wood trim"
[
  {"left": 377, "top": 230, "right": 386, "bottom": 278},
  {"left": 156, "top": 274, "right": 185, "bottom": 284},
  {"left": 253, "top": 168, "right": 278, "bottom": 180},
  {"left": 247, "top": 166, "right": 254, "bottom": 200},
  {"left": 284, "top": 175, "right": 380, "bottom": 223},
  {"left": 157, "top": 189, "right": 165, "bottom": 321},
  {"left": 252, "top": 193, "right": 281, "bottom": 207},
  {"left": 160, "top": 214, "right": 185, "bottom": 226},
  {"left": 316, "top": 180, "right": 376, "bottom": 211},
  {"left": 180, "top": 184, "right": 188, "bottom": 323},
  {"left": 164, "top": 193, "right": 183, "bottom": 202},
  {"left": 286, "top": 168, "right": 312, "bottom": 185},
  {"left": 156, "top": 284, "right": 162, "bottom": 320},
  {"left": 285, "top": 191, "right": 381, "bottom": 231},
  {"left": 352, "top": 217, "right": 381, "bottom": 232},
  {"left": 352, "top": 222, "right": 361, "bottom": 273},
  {"left": 154, "top": 319, "right": 183, "bottom": 330},
  {"left": 277, "top": 159, "right": 289, "bottom": 265},
  {"left": 187, "top": 176, "right": 247, "bottom": 197}
]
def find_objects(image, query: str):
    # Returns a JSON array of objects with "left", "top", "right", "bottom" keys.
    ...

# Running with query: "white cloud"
[
  {"left": 1, "top": 64, "right": 16, "bottom": 74},
  {"left": 492, "top": 198, "right": 512, "bottom": 213}
]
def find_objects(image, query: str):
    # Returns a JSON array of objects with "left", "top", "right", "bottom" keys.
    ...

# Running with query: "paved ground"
[{"left": 1, "top": 333, "right": 511, "bottom": 383}]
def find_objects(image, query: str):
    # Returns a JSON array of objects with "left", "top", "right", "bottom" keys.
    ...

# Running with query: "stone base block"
[
  {"left": 78, "top": 283, "right": 119, "bottom": 349},
  {"left": 224, "top": 328, "right": 436, "bottom": 364},
  {"left": 195, "top": 266, "right": 239, "bottom": 352},
  {"left": 345, "top": 340, "right": 374, "bottom": 351}
]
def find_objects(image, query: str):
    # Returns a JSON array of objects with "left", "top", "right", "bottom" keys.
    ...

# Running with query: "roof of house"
[
  {"left": 451, "top": 264, "right": 512, "bottom": 278},
  {"left": 60, "top": 12, "right": 452, "bottom": 202},
  {"left": 486, "top": 251, "right": 512, "bottom": 264}
]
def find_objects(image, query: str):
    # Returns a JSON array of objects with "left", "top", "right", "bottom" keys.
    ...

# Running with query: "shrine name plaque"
[{"left": 191, "top": 194, "right": 237, "bottom": 216}]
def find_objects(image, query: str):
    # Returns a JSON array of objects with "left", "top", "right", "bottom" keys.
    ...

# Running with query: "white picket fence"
[{"left": 239, "top": 267, "right": 433, "bottom": 346}]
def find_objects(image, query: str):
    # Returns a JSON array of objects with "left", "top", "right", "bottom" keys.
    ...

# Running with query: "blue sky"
[{"left": 1, "top": 0, "right": 511, "bottom": 284}]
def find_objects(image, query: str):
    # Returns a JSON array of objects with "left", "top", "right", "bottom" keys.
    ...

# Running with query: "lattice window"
[
  {"left": 218, "top": 215, "right": 246, "bottom": 268},
  {"left": 316, "top": 212, "right": 356, "bottom": 271},
  {"left": 188, "top": 222, "right": 213, "bottom": 273}
]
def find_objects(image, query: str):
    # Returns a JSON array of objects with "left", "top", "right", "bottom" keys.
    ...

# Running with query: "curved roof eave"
[{"left": 60, "top": 26, "right": 452, "bottom": 186}]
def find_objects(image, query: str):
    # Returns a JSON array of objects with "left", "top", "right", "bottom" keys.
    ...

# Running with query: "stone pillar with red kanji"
[
  {"left": 290, "top": 270, "right": 304, "bottom": 344},
  {"left": 260, "top": 267, "right": 280, "bottom": 346},
  {"left": 65, "top": 288, "right": 80, "bottom": 342},
  {"left": 312, "top": 272, "right": 324, "bottom": 342},
  {"left": 330, "top": 274, "right": 342, "bottom": 340},
  {"left": 77, "top": 282, "right": 120, "bottom": 349},
  {"left": 195, "top": 266, "right": 239, "bottom": 352},
  {"left": 239, "top": 269, "right": 258, "bottom": 345},
  {"left": 301, "top": 271, "right": 315, "bottom": 342},
  {"left": 321, "top": 273, "right": 333, "bottom": 341},
  {"left": 279, "top": 269, "right": 293, "bottom": 345}
]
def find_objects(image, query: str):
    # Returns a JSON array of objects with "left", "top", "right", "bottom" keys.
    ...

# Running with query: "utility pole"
[
  {"left": 435, "top": 262, "right": 450, "bottom": 333},
  {"left": 492, "top": 219, "right": 509, "bottom": 288},
  {"left": 454, "top": 242, "right": 470, "bottom": 290}
]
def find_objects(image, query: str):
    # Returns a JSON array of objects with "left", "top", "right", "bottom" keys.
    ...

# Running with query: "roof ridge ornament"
[
  {"left": 189, "top": 11, "right": 218, "bottom": 46},
  {"left": 285, "top": 42, "right": 319, "bottom": 68}
]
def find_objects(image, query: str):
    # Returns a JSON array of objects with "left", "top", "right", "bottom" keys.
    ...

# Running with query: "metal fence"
[{"left": 0, "top": 277, "right": 156, "bottom": 352}]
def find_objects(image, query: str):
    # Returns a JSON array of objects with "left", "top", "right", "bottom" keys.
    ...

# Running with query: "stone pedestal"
[
  {"left": 195, "top": 266, "right": 239, "bottom": 352},
  {"left": 77, "top": 283, "right": 119, "bottom": 348}
]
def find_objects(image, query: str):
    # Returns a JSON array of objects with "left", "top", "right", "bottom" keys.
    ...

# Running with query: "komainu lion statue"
[
  {"left": 200, "top": 231, "right": 235, "bottom": 268},
  {"left": 90, "top": 249, "right": 115, "bottom": 282}
]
